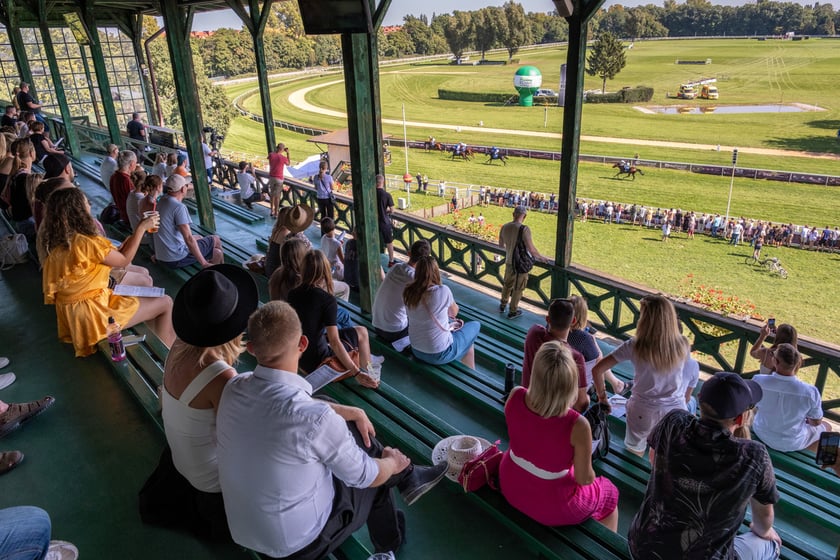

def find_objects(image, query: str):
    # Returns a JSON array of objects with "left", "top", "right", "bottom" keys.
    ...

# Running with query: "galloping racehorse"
[
  {"left": 612, "top": 161, "right": 644, "bottom": 180},
  {"left": 486, "top": 147, "right": 507, "bottom": 166},
  {"left": 451, "top": 143, "right": 473, "bottom": 161}
]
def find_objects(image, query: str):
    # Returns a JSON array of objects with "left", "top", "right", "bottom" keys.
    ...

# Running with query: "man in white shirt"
[
  {"left": 154, "top": 175, "right": 223, "bottom": 269},
  {"left": 217, "top": 301, "right": 447, "bottom": 560},
  {"left": 100, "top": 144, "right": 118, "bottom": 188},
  {"left": 372, "top": 240, "right": 430, "bottom": 343},
  {"left": 236, "top": 161, "right": 260, "bottom": 209}
]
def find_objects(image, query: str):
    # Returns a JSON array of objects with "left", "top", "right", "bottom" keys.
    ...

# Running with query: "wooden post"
[
  {"left": 158, "top": 0, "right": 215, "bottom": 231},
  {"left": 341, "top": 32, "right": 385, "bottom": 314},
  {"left": 36, "top": 0, "right": 80, "bottom": 155},
  {"left": 225, "top": 0, "right": 276, "bottom": 153},
  {"left": 80, "top": 2, "right": 123, "bottom": 145}
]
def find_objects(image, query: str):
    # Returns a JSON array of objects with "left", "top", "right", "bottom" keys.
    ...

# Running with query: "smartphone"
[
  {"left": 816, "top": 432, "right": 839, "bottom": 466},
  {"left": 767, "top": 317, "right": 776, "bottom": 333}
]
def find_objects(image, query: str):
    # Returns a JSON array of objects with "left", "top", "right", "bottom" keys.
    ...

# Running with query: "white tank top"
[{"left": 161, "top": 360, "right": 230, "bottom": 493}]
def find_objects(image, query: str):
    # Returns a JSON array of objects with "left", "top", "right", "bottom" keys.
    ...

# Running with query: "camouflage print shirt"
[{"left": 628, "top": 410, "right": 779, "bottom": 560}]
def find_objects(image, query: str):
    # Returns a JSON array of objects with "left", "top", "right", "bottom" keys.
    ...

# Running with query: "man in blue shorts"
[{"left": 154, "top": 175, "right": 224, "bottom": 269}]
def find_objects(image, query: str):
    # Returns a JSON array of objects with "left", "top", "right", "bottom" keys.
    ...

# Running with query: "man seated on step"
[
  {"left": 154, "top": 175, "right": 223, "bottom": 269},
  {"left": 217, "top": 301, "right": 447, "bottom": 560},
  {"left": 372, "top": 239, "right": 431, "bottom": 346},
  {"left": 628, "top": 372, "right": 781, "bottom": 560}
]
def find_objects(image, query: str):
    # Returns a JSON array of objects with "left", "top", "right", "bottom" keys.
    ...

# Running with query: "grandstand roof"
[{"left": 0, "top": 0, "right": 236, "bottom": 27}]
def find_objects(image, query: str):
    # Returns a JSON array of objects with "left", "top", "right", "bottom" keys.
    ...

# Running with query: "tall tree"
[
  {"left": 500, "top": 1, "right": 531, "bottom": 60},
  {"left": 473, "top": 7, "right": 504, "bottom": 60},
  {"left": 442, "top": 11, "right": 474, "bottom": 62},
  {"left": 586, "top": 32, "right": 627, "bottom": 93}
]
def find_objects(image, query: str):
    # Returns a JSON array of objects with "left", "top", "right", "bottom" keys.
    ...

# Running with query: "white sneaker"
[
  {"left": 0, "top": 373, "right": 15, "bottom": 391},
  {"left": 0, "top": 357, "right": 8, "bottom": 369},
  {"left": 45, "top": 541, "right": 79, "bottom": 560},
  {"left": 370, "top": 355, "right": 385, "bottom": 366}
]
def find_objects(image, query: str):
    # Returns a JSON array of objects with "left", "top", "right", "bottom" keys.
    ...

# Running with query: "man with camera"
[
  {"left": 268, "top": 143, "right": 290, "bottom": 218},
  {"left": 201, "top": 128, "right": 221, "bottom": 185}
]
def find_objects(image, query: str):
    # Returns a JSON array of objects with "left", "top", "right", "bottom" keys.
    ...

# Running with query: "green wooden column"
[
  {"left": 2, "top": 3, "right": 34, "bottom": 89},
  {"left": 36, "top": 0, "right": 80, "bottom": 155},
  {"left": 158, "top": 0, "right": 215, "bottom": 230},
  {"left": 341, "top": 32, "right": 385, "bottom": 313},
  {"left": 80, "top": 3, "right": 123, "bottom": 145},
  {"left": 226, "top": 0, "right": 275, "bottom": 153},
  {"left": 552, "top": 3, "right": 601, "bottom": 299}
]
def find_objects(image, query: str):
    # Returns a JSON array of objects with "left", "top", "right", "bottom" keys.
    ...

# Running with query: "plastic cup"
[
  {"left": 143, "top": 211, "right": 160, "bottom": 233},
  {"left": 366, "top": 363, "right": 381, "bottom": 383}
]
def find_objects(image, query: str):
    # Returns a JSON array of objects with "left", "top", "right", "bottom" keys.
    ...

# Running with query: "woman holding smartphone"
[{"left": 750, "top": 321, "right": 797, "bottom": 375}]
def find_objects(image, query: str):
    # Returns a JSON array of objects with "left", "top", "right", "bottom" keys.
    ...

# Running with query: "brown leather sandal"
[
  {"left": 0, "top": 396, "right": 55, "bottom": 439},
  {"left": 0, "top": 450, "right": 23, "bottom": 475}
]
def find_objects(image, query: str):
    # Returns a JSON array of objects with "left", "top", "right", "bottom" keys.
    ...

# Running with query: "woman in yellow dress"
[{"left": 39, "top": 187, "right": 175, "bottom": 357}]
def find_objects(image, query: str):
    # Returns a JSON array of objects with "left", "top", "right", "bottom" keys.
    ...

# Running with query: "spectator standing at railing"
[
  {"left": 375, "top": 174, "right": 396, "bottom": 268},
  {"left": 267, "top": 143, "right": 290, "bottom": 218},
  {"left": 201, "top": 136, "right": 217, "bottom": 185},
  {"left": 126, "top": 112, "right": 146, "bottom": 143},
  {"left": 314, "top": 160, "right": 335, "bottom": 220},
  {"left": 498, "top": 205, "right": 548, "bottom": 320}
]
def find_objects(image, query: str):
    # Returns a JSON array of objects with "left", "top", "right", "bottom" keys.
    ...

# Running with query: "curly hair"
[
  {"left": 37, "top": 187, "right": 98, "bottom": 260},
  {"left": 142, "top": 174, "right": 162, "bottom": 196}
]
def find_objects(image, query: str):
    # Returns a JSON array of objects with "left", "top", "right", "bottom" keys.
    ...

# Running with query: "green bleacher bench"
[{"left": 183, "top": 195, "right": 263, "bottom": 224}]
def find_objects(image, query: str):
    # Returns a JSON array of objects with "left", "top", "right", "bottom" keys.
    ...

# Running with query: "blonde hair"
[
  {"left": 634, "top": 295, "right": 688, "bottom": 372},
  {"left": 247, "top": 301, "right": 301, "bottom": 364},
  {"left": 570, "top": 295, "right": 589, "bottom": 331},
  {"left": 167, "top": 335, "right": 244, "bottom": 375},
  {"left": 25, "top": 171, "right": 43, "bottom": 205},
  {"left": 525, "top": 341, "right": 579, "bottom": 418}
]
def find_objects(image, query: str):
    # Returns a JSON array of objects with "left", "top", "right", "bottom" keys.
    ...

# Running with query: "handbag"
[
  {"left": 99, "top": 202, "right": 121, "bottom": 225},
  {"left": 0, "top": 233, "right": 28, "bottom": 270},
  {"left": 458, "top": 440, "right": 503, "bottom": 492},
  {"left": 583, "top": 402, "right": 611, "bottom": 461},
  {"left": 511, "top": 225, "right": 534, "bottom": 274},
  {"left": 318, "top": 335, "right": 360, "bottom": 382}
]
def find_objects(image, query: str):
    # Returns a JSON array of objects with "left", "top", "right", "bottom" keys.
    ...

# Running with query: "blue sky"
[{"left": 191, "top": 0, "right": 840, "bottom": 30}]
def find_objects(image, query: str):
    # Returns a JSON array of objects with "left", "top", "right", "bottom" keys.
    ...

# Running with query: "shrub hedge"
[
  {"left": 585, "top": 86, "right": 654, "bottom": 103},
  {"left": 438, "top": 89, "right": 515, "bottom": 103}
]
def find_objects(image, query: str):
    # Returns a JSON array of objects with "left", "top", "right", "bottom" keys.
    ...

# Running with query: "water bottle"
[
  {"left": 107, "top": 316, "right": 126, "bottom": 362},
  {"left": 503, "top": 363, "right": 516, "bottom": 399}
]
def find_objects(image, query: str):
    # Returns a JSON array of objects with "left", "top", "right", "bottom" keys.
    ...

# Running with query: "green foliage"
[
  {"left": 473, "top": 7, "right": 506, "bottom": 60},
  {"left": 586, "top": 32, "right": 628, "bottom": 93},
  {"left": 442, "top": 11, "right": 474, "bottom": 61},
  {"left": 437, "top": 89, "right": 514, "bottom": 103},
  {"left": 143, "top": 16, "right": 237, "bottom": 137},
  {"left": 501, "top": 1, "right": 532, "bottom": 60}
]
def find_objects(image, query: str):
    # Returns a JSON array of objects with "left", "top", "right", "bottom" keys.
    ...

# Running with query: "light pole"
[{"left": 725, "top": 148, "right": 738, "bottom": 224}]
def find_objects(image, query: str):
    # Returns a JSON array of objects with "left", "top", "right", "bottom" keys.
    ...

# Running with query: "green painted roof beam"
[
  {"left": 226, "top": 0, "right": 276, "bottom": 153},
  {"left": 79, "top": 1, "right": 124, "bottom": 146},
  {"left": 159, "top": 0, "right": 216, "bottom": 230}
]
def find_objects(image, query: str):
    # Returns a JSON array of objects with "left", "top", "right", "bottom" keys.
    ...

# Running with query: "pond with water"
[{"left": 639, "top": 103, "right": 822, "bottom": 115}]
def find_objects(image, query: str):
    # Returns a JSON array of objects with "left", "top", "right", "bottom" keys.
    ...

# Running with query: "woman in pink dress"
[{"left": 500, "top": 341, "right": 619, "bottom": 531}]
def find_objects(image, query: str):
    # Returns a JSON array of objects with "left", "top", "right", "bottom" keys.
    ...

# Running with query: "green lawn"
[
  {"left": 434, "top": 206, "right": 840, "bottom": 399},
  {"left": 228, "top": 38, "right": 840, "bottom": 172}
]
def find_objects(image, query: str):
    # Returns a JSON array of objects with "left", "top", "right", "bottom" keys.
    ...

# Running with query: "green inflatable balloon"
[{"left": 514, "top": 66, "right": 543, "bottom": 107}]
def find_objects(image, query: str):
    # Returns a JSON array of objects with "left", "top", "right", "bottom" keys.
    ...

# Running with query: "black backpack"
[
  {"left": 512, "top": 225, "right": 534, "bottom": 274},
  {"left": 584, "top": 402, "right": 611, "bottom": 461}
]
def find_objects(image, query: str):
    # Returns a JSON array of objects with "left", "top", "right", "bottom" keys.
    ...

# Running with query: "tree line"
[{"left": 189, "top": 1, "right": 839, "bottom": 80}]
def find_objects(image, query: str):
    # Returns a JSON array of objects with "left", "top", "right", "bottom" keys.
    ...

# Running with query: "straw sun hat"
[
  {"left": 278, "top": 204, "right": 315, "bottom": 234},
  {"left": 432, "top": 435, "right": 493, "bottom": 482}
]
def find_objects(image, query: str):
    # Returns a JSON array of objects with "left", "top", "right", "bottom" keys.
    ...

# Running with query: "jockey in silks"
[
  {"left": 620, "top": 159, "right": 630, "bottom": 173},
  {"left": 490, "top": 146, "right": 500, "bottom": 159}
]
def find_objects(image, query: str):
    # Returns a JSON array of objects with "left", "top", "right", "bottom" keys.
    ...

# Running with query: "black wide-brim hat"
[{"left": 173, "top": 264, "right": 259, "bottom": 347}]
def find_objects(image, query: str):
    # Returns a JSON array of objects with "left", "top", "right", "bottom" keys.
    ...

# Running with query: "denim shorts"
[
  {"left": 412, "top": 321, "right": 480, "bottom": 365},
  {"left": 161, "top": 236, "right": 215, "bottom": 269}
]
